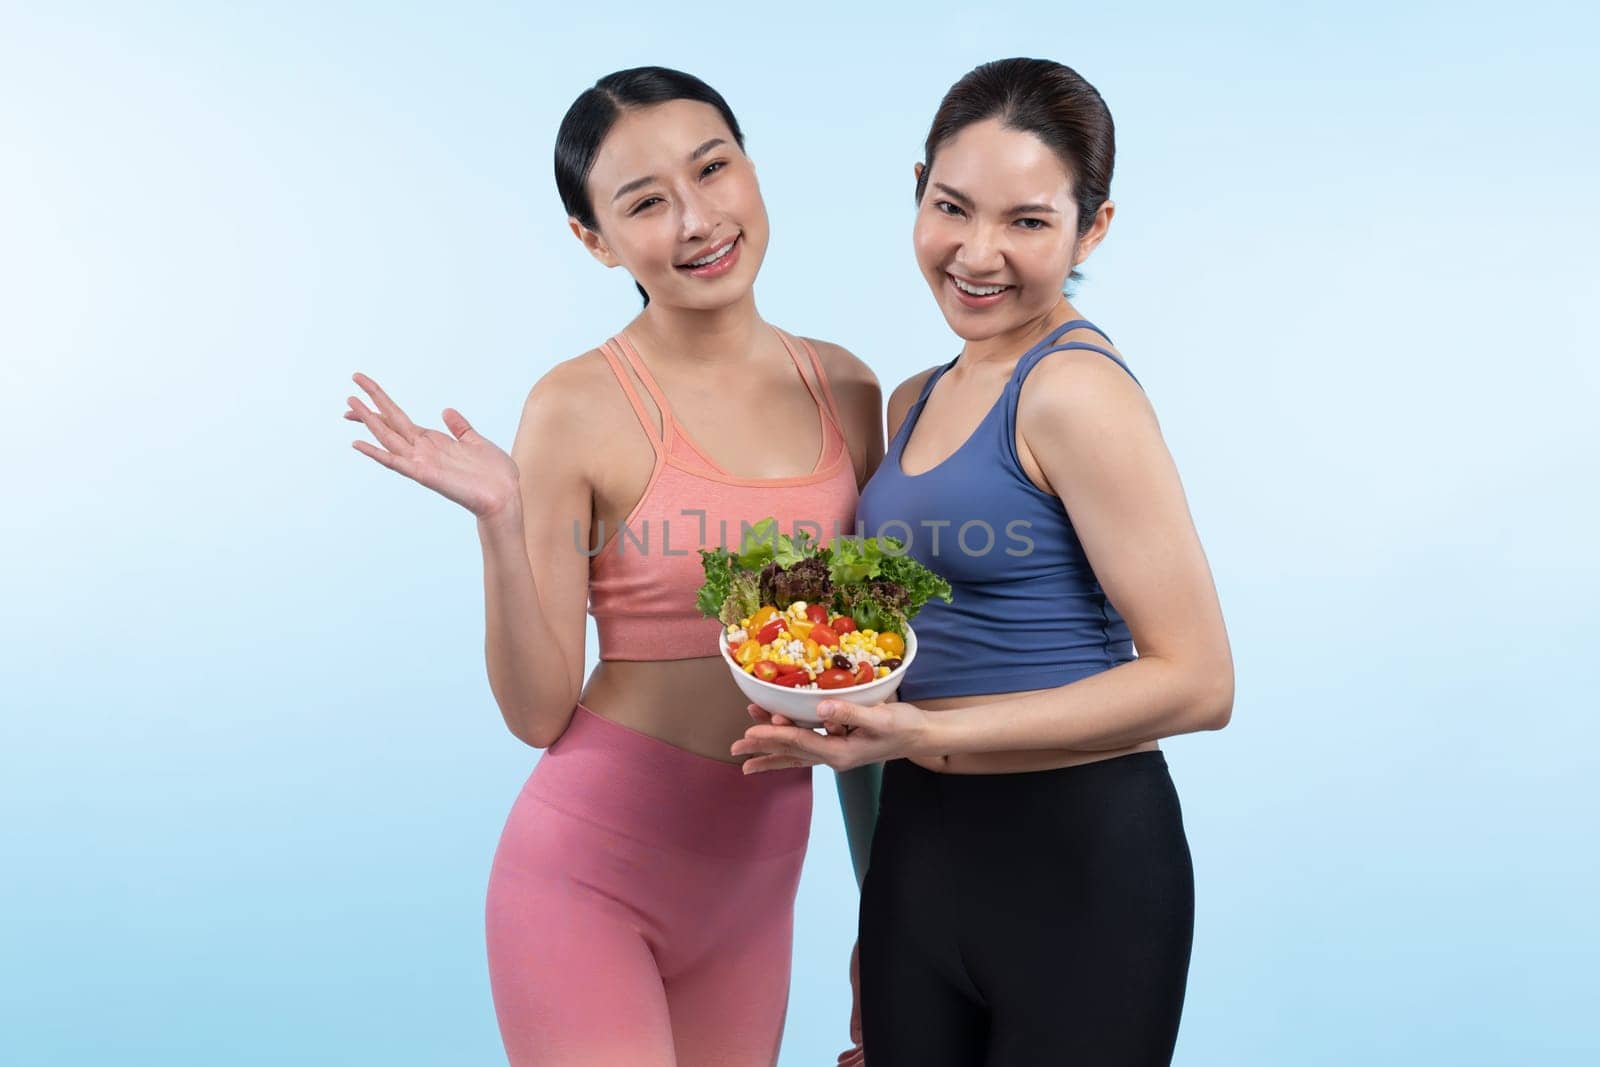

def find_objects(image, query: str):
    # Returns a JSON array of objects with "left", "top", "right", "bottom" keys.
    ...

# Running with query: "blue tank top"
[{"left": 856, "top": 319, "right": 1142, "bottom": 702}]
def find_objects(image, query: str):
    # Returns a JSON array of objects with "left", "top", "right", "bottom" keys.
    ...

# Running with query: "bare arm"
[
  {"left": 732, "top": 354, "right": 1230, "bottom": 773},
  {"left": 927, "top": 351, "right": 1234, "bottom": 754},
  {"left": 479, "top": 367, "right": 596, "bottom": 748}
]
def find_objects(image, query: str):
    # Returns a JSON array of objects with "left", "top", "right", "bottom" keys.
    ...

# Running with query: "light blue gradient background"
[{"left": 4, "top": 2, "right": 1596, "bottom": 1064}]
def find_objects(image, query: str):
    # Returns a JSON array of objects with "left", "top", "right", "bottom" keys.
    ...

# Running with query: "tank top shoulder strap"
[
  {"left": 907, "top": 358, "right": 955, "bottom": 418},
  {"left": 599, "top": 336, "right": 670, "bottom": 450},
  {"left": 887, "top": 358, "right": 957, "bottom": 455},
  {"left": 895, "top": 322, "right": 1138, "bottom": 479},
  {"left": 999, "top": 319, "right": 1142, "bottom": 487},
  {"left": 915, "top": 358, "right": 957, "bottom": 407},
  {"left": 774, "top": 328, "right": 844, "bottom": 435},
  {"left": 1012, "top": 319, "right": 1141, "bottom": 389}
]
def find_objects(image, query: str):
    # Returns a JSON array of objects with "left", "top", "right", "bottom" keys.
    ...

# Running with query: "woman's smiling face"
[
  {"left": 913, "top": 118, "right": 1101, "bottom": 341},
  {"left": 575, "top": 98, "right": 769, "bottom": 310}
]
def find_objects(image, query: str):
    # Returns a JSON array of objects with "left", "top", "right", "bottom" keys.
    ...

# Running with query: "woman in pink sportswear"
[{"left": 344, "top": 67, "right": 881, "bottom": 1065}]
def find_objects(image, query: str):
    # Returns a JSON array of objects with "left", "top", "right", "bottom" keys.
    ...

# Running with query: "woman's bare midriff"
[
  {"left": 912, "top": 685, "right": 1158, "bottom": 775},
  {"left": 578, "top": 657, "right": 758, "bottom": 765}
]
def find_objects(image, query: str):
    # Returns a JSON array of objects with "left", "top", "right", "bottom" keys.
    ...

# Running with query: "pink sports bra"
[{"left": 587, "top": 327, "right": 861, "bottom": 660}]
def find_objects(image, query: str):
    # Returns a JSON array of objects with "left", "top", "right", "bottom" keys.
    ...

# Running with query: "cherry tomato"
[
  {"left": 817, "top": 668, "right": 856, "bottom": 690},
  {"left": 773, "top": 671, "right": 812, "bottom": 688},
  {"left": 831, "top": 616, "right": 858, "bottom": 634},
  {"left": 877, "top": 631, "right": 906, "bottom": 657},
  {"left": 736, "top": 639, "right": 762, "bottom": 666},
  {"left": 756, "top": 618, "right": 786, "bottom": 645},
  {"left": 806, "top": 603, "right": 828, "bottom": 625},
  {"left": 810, "top": 623, "right": 840, "bottom": 648},
  {"left": 788, "top": 617, "right": 815, "bottom": 640},
  {"left": 853, "top": 661, "right": 874, "bottom": 686},
  {"left": 753, "top": 661, "right": 780, "bottom": 683},
  {"left": 750, "top": 606, "right": 779, "bottom": 630}
]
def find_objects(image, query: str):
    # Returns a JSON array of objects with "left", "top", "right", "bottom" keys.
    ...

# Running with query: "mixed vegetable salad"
[{"left": 696, "top": 518, "right": 953, "bottom": 690}]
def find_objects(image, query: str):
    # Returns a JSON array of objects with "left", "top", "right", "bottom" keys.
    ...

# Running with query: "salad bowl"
[{"left": 721, "top": 624, "right": 917, "bottom": 728}]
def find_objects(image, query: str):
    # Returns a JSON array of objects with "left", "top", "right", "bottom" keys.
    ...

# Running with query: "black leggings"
[{"left": 859, "top": 751, "right": 1195, "bottom": 1066}]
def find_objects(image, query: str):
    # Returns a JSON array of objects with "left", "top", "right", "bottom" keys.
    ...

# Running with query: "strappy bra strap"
[
  {"left": 800, "top": 337, "right": 845, "bottom": 429},
  {"left": 774, "top": 329, "right": 841, "bottom": 428},
  {"left": 611, "top": 332, "right": 678, "bottom": 416},
  {"left": 599, "top": 337, "right": 667, "bottom": 446}
]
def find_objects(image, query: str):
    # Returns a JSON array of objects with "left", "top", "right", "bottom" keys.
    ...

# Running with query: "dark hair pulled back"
[
  {"left": 917, "top": 58, "right": 1114, "bottom": 292},
  {"left": 555, "top": 66, "right": 746, "bottom": 306}
]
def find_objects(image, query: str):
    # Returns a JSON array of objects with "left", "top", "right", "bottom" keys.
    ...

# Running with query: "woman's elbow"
[
  {"left": 498, "top": 701, "right": 566, "bottom": 750},
  {"left": 1197, "top": 659, "right": 1234, "bottom": 731},
  {"left": 502, "top": 710, "right": 550, "bottom": 750}
]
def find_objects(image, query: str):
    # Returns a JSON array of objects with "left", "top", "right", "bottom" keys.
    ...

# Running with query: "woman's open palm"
[{"left": 344, "top": 371, "right": 520, "bottom": 518}]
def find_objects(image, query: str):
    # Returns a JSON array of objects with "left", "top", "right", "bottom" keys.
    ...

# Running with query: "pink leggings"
[{"left": 485, "top": 703, "right": 812, "bottom": 1066}]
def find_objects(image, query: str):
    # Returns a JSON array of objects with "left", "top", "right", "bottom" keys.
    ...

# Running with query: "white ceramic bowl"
[{"left": 721, "top": 625, "right": 917, "bottom": 728}]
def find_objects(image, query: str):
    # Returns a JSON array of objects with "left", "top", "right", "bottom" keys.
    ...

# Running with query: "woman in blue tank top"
[{"left": 734, "top": 58, "right": 1234, "bottom": 1065}]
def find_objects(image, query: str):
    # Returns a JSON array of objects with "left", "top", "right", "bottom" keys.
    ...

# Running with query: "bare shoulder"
[
  {"left": 513, "top": 347, "right": 631, "bottom": 461},
  {"left": 887, "top": 366, "right": 940, "bottom": 437},
  {"left": 889, "top": 366, "right": 939, "bottom": 408},
  {"left": 801, "top": 336, "right": 880, "bottom": 392},
  {"left": 1015, "top": 337, "right": 1160, "bottom": 496},
  {"left": 521, "top": 347, "right": 614, "bottom": 413},
  {"left": 521, "top": 348, "right": 627, "bottom": 428},
  {"left": 1022, "top": 337, "right": 1151, "bottom": 425},
  {"left": 800, "top": 337, "right": 885, "bottom": 484}
]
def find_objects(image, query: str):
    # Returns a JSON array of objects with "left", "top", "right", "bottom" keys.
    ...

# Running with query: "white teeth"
[
  {"left": 952, "top": 276, "right": 1010, "bottom": 296},
  {"left": 686, "top": 240, "right": 735, "bottom": 268}
]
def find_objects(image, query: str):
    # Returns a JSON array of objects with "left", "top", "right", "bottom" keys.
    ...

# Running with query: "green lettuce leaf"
[
  {"left": 719, "top": 570, "right": 761, "bottom": 626},
  {"left": 876, "top": 550, "right": 954, "bottom": 619},
  {"left": 695, "top": 548, "right": 735, "bottom": 620},
  {"left": 698, "top": 523, "right": 952, "bottom": 632},
  {"left": 825, "top": 533, "right": 952, "bottom": 627}
]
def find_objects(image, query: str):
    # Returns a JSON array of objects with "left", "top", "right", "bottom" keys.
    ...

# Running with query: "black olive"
[
  {"left": 882, "top": 657, "right": 903, "bottom": 670},
  {"left": 831, "top": 653, "right": 853, "bottom": 671}
]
